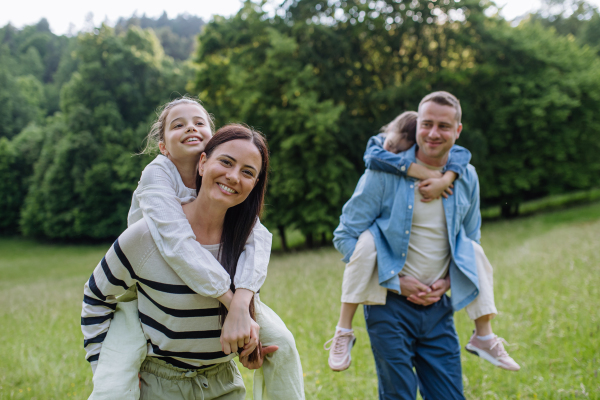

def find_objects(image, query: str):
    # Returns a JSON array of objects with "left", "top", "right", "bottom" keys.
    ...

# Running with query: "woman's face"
[
  {"left": 160, "top": 104, "right": 212, "bottom": 162},
  {"left": 198, "top": 139, "right": 262, "bottom": 208}
]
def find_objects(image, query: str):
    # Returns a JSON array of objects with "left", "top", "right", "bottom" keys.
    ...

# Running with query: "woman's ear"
[
  {"left": 159, "top": 142, "right": 168, "bottom": 156},
  {"left": 198, "top": 153, "right": 207, "bottom": 176}
]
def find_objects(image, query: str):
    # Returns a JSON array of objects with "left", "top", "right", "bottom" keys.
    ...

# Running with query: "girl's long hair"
[{"left": 195, "top": 124, "right": 269, "bottom": 361}]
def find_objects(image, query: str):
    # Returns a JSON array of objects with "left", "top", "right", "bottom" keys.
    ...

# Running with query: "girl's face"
[
  {"left": 198, "top": 139, "right": 262, "bottom": 209},
  {"left": 159, "top": 104, "right": 212, "bottom": 162},
  {"left": 384, "top": 131, "right": 414, "bottom": 154}
]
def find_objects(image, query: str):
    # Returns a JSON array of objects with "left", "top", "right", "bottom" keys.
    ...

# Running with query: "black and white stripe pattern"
[{"left": 81, "top": 220, "right": 232, "bottom": 370}]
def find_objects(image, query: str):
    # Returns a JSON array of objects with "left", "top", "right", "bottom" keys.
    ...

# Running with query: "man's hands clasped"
[{"left": 400, "top": 275, "right": 451, "bottom": 306}]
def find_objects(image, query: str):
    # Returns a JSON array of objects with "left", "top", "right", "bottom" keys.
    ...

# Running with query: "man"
[{"left": 333, "top": 91, "right": 480, "bottom": 399}]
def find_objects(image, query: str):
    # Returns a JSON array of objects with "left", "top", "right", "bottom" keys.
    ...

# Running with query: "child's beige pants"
[
  {"left": 341, "top": 230, "right": 497, "bottom": 320},
  {"left": 88, "top": 297, "right": 305, "bottom": 400}
]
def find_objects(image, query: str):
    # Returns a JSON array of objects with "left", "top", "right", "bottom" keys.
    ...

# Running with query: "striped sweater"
[{"left": 81, "top": 219, "right": 235, "bottom": 370}]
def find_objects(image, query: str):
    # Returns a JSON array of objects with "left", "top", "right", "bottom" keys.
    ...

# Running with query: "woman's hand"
[
  {"left": 219, "top": 289, "right": 255, "bottom": 355},
  {"left": 240, "top": 342, "right": 279, "bottom": 370}
]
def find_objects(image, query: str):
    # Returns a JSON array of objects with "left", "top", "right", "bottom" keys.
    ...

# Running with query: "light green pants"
[
  {"left": 253, "top": 299, "right": 305, "bottom": 400},
  {"left": 140, "top": 357, "right": 245, "bottom": 400},
  {"left": 89, "top": 297, "right": 305, "bottom": 400}
]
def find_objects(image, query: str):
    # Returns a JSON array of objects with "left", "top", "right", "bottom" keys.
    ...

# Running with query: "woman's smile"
[
  {"left": 198, "top": 139, "right": 262, "bottom": 208},
  {"left": 218, "top": 183, "right": 238, "bottom": 194}
]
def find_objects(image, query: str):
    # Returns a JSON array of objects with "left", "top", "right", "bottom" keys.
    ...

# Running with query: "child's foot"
[
  {"left": 465, "top": 332, "right": 520, "bottom": 371},
  {"left": 324, "top": 329, "right": 356, "bottom": 371}
]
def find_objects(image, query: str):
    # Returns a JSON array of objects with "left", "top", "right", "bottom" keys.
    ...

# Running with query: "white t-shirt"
[{"left": 401, "top": 159, "right": 451, "bottom": 286}]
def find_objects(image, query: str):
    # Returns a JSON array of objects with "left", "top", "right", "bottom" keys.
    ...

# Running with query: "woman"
[{"left": 82, "top": 125, "right": 273, "bottom": 399}]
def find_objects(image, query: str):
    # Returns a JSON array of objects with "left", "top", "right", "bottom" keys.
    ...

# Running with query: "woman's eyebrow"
[{"left": 220, "top": 154, "right": 258, "bottom": 172}]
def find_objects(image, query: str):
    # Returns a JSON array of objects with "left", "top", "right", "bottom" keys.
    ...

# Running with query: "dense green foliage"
[
  {"left": 1, "top": 2, "right": 600, "bottom": 241},
  {"left": 115, "top": 12, "right": 205, "bottom": 60}
]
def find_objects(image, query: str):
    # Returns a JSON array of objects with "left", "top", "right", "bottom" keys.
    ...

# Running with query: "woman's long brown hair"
[{"left": 195, "top": 124, "right": 269, "bottom": 362}]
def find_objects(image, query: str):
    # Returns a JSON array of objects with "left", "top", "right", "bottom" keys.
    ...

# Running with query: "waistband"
[{"left": 141, "top": 357, "right": 230, "bottom": 380}]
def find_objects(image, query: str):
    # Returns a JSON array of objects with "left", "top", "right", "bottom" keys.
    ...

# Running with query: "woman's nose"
[
  {"left": 226, "top": 171, "right": 239, "bottom": 184},
  {"left": 186, "top": 123, "right": 197, "bottom": 132}
]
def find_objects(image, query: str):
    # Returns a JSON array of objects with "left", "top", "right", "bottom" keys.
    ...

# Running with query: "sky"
[{"left": 2, "top": 0, "right": 600, "bottom": 35}]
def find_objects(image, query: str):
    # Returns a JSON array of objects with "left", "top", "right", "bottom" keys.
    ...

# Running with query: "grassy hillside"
[{"left": 1, "top": 203, "right": 599, "bottom": 399}]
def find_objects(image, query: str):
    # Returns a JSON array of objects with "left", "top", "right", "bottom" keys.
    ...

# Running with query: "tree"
[
  {"left": 194, "top": 4, "right": 357, "bottom": 247},
  {"left": 20, "top": 25, "right": 189, "bottom": 239}
]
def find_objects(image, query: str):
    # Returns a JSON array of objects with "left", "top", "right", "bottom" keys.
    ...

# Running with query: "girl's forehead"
[{"left": 166, "top": 103, "right": 207, "bottom": 123}]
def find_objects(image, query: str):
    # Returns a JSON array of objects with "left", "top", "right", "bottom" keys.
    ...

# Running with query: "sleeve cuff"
[{"left": 231, "top": 285, "right": 257, "bottom": 294}]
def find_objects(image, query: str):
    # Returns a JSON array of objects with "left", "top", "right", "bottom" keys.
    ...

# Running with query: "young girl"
[
  {"left": 83, "top": 98, "right": 304, "bottom": 399},
  {"left": 324, "top": 111, "right": 520, "bottom": 372}
]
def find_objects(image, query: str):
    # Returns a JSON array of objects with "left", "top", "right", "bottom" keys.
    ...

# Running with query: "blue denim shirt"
[
  {"left": 333, "top": 145, "right": 481, "bottom": 311},
  {"left": 363, "top": 134, "right": 472, "bottom": 178}
]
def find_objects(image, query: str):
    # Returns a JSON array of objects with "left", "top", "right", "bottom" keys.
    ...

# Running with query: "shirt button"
[
  {"left": 410, "top": 185, "right": 414, "bottom": 189},
  {"left": 401, "top": 166, "right": 406, "bottom": 171},
  {"left": 402, "top": 253, "right": 406, "bottom": 257},
  {"left": 408, "top": 205, "right": 412, "bottom": 209},
  {"left": 405, "top": 230, "right": 409, "bottom": 234},
  {"left": 391, "top": 270, "right": 395, "bottom": 275}
]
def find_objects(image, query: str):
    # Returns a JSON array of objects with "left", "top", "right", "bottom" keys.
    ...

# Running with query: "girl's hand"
[
  {"left": 419, "top": 179, "right": 453, "bottom": 202},
  {"left": 219, "top": 289, "right": 255, "bottom": 354},
  {"left": 239, "top": 319, "right": 260, "bottom": 358}
]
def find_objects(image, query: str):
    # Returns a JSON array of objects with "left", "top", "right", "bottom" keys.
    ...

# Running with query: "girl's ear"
[
  {"left": 198, "top": 153, "right": 207, "bottom": 175},
  {"left": 159, "top": 141, "right": 168, "bottom": 156}
]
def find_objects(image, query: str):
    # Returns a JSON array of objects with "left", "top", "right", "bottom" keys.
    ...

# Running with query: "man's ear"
[{"left": 455, "top": 123, "right": 463, "bottom": 140}]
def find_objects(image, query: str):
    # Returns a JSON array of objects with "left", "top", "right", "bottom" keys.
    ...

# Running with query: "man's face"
[{"left": 416, "top": 101, "right": 462, "bottom": 166}]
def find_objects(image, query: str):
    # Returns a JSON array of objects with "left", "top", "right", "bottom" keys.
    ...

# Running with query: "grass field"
[{"left": 1, "top": 203, "right": 599, "bottom": 399}]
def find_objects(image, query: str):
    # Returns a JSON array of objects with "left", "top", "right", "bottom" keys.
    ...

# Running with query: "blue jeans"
[{"left": 365, "top": 292, "right": 465, "bottom": 400}]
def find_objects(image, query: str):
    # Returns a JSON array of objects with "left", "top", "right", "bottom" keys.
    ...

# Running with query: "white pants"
[
  {"left": 89, "top": 297, "right": 305, "bottom": 400},
  {"left": 341, "top": 230, "right": 497, "bottom": 320}
]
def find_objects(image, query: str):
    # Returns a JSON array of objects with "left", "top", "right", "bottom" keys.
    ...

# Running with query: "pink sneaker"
[
  {"left": 465, "top": 333, "right": 520, "bottom": 371},
  {"left": 324, "top": 329, "right": 356, "bottom": 371}
]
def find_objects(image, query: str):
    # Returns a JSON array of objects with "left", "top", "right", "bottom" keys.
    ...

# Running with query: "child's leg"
[
  {"left": 337, "top": 303, "right": 359, "bottom": 329},
  {"left": 90, "top": 299, "right": 147, "bottom": 400},
  {"left": 464, "top": 242, "right": 520, "bottom": 371},
  {"left": 464, "top": 241, "right": 498, "bottom": 327},
  {"left": 338, "top": 229, "right": 386, "bottom": 328},
  {"left": 326, "top": 229, "right": 386, "bottom": 371},
  {"left": 253, "top": 298, "right": 305, "bottom": 400}
]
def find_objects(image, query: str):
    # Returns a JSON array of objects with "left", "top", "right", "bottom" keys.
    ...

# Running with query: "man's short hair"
[{"left": 418, "top": 91, "right": 462, "bottom": 124}]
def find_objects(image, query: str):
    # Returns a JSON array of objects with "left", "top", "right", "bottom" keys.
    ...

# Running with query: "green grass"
[
  {"left": 481, "top": 188, "right": 600, "bottom": 220},
  {"left": 1, "top": 203, "right": 600, "bottom": 399}
]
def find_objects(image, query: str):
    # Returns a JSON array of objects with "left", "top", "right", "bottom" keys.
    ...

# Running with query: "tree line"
[{"left": 1, "top": 0, "right": 600, "bottom": 249}]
